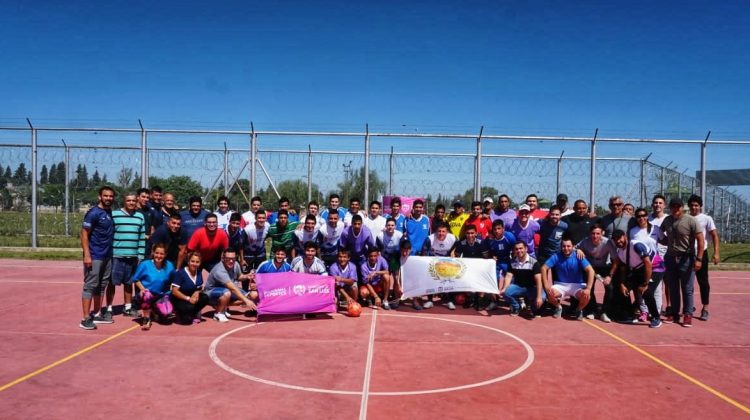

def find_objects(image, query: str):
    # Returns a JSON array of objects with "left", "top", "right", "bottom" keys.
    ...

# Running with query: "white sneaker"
[
  {"left": 447, "top": 302, "right": 456, "bottom": 310},
  {"left": 423, "top": 301, "right": 434, "bottom": 309},
  {"left": 600, "top": 313, "right": 612, "bottom": 323},
  {"left": 382, "top": 300, "right": 391, "bottom": 310},
  {"left": 213, "top": 312, "right": 229, "bottom": 323},
  {"left": 486, "top": 302, "right": 498, "bottom": 311},
  {"left": 585, "top": 313, "right": 595, "bottom": 320}
]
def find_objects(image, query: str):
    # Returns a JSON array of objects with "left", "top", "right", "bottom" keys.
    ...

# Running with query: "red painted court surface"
[{"left": 1, "top": 259, "right": 749, "bottom": 419}]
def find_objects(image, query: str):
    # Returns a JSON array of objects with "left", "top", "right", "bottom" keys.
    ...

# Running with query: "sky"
[{"left": 2, "top": 0, "right": 749, "bottom": 199}]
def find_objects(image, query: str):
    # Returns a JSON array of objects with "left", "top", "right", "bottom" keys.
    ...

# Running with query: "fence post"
[
  {"left": 388, "top": 146, "right": 394, "bottom": 196},
  {"left": 62, "top": 139, "right": 70, "bottom": 236},
  {"left": 700, "top": 131, "right": 710, "bottom": 200},
  {"left": 556, "top": 151, "right": 564, "bottom": 198},
  {"left": 250, "top": 122, "right": 256, "bottom": 199},
  {"left": 589, "top": 129, "right": 598, "bottom": 211},
  {"left": 307, "top": 145, "right": 312, "bottom": 203},
  {"left": 138, "top": 119, "right": 147, "bottom": 187},
  {"left": 474, "top": 126, "right": 484, "bottom": 201},
  {"left": 364, "top": 124, "right": 370, "bottom": 203},
  {"left": 223, "top": 142, "right": 229, "bottom": 195},
  {"left": 27, "top": 118, "right": 38, "bottom": 248},
  {"left": 640, "top": 153, "right": 651, "bottom": 208},
  {"left": 677, "top": 171, "right": 682, "bottom": 201}
]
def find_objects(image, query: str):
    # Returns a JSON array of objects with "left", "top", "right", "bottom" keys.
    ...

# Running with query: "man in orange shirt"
[{"left": 178, "top": 213, "right": 229, "bottom": 272}]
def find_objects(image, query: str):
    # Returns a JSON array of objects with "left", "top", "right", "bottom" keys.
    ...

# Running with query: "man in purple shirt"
[
  {"left": 340, "top": 214, "right": 375, "bottom": 265},
  {"left": 359, "top": 248, "right": 393, "bottom": 310},
  {"left": 511, "top": 204, "right": 541, "bottom": 258},
  {"left": 489, "top": 194, "right": 516, "bottom": 230}
]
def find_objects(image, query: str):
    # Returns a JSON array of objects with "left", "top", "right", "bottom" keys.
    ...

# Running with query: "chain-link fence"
[{"left": 1, "top": 124, "right": 748, "bottom": 247}]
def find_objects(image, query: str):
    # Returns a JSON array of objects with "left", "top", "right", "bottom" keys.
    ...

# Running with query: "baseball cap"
[
  {"left": 483, "top": 196, "right": 494, "bottom": 204},
  {"left": 669, "top": 197, "right": 684, "bottom": 208},
  {"left": 518, "top": 204, "right": 531, "bottom": 212},
  {"left": 556, "top": 193, "right": 568, "bottom": 203},
  {"left": 452, "top": 200, "right": 464, "bottom": 207}
]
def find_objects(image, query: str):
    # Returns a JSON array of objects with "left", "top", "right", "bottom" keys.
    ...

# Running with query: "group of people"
[{"left": 78, "top": 185, "right": 719, "bottom": 331}]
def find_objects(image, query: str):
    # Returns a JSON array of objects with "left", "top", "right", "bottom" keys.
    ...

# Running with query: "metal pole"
[
  {"left": 677, "top": 171, "right": 682, "bottom": 201},
  {"left": 475, "top": 126, "right": 484, "bottom": 201},
  {"left": 27, "top": 118, "right": 38, "bottom": 248},
  {"left": 223, "top": 142, "right": 229, "bottom": 195},
  {"left": 138, "top": 119, "right": 147, "bottom": 187},
  {"left": 307, "top": 145, "right": 312, "bottom": 203},
  {"left": 250, "top": 122, "right": 256, "bottom": 198},
  {"left": 556, "top": 150, "right": 565, "bottom": 198},
  {"left": 700, "top": 131, "right": 710, "bottom": 200},
  {"left": 62, "top": 139, "right": 70, "bottom": 236},
  {"left": 364, "top": 124, "right": 370, "bottom": 203},
  {"left": 589, "top": 128, "right": 599, "bottom": 211},
  {"left": 640, "top": 153, "right": 651, "bottom": 208},
  {"left": 660, "top": 166, "right": 665, "bottom": 196},
  {"left": 388, "top": 146, "right": 394, "bottom": 196}
]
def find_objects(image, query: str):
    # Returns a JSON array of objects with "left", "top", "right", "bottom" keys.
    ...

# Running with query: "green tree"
[
  {"left": 92, "top": 170, "right": 102, "bottom": 185},
  {"left": 255, "top": 179, "right": 321, "bottom": 212},
  {"left": 13, "top": 163, "right": 28, "bottom": 183},
  {"left": 3, "top": 166, "right": 11, "bottom": 180},
  {"left": 152, "top": 175, "right": 205, "bottom": 207},
  {"left": 117, "top": 167, "right": 134, "bottom": 189},
  {"left": 459, "top": 186, "right": 499, "bottom": 207},
  {"left": 40, "top": 165, "right": 49, "bottom": 184},
  {"left": 336, "top": 167, "right": 387, "bottom": 205},
  {"left": 48, "top": 163, "right": 58, "bottom": 183},
  {"left": 74, "top": 164, "right": 89, "bottom": 189}
]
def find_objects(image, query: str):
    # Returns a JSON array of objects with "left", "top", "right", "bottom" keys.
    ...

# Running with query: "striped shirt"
[{"left": 112, "top": 209, "right": 146, "bottom": 259}]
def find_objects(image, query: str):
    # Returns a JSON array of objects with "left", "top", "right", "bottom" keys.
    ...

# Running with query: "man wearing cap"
[
  {"left": 489, "top": 194, "right": 516, "bottom": 230},
  {"left": 446, "top": 200, "right": 470, "bottom": 239},
  {"left": 482, "top": 197, "right": 494, "bottom": 216},
  {"left": 511, "top": 204, "right": 541, "bottom": 258},
  {"left": 659, "top": 197, "right": 704, "bottom": 327},
  {"left": 556, "top": 193, "right": 574, "bottom": 217}
]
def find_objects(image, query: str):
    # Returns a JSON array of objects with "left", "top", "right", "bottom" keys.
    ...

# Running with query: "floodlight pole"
[
  {"left": 27, "top": 118, "right": 38, "bottom": 248},
  {"left": 700, "top": 131, "right": 711, "bottom": 200},
  {"left": 589, "top": 128, "right": 599, "bottom": 211}
]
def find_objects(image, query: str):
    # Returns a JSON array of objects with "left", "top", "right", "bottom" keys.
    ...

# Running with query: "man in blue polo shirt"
[
  {"left": 180, "top": 196, "right": 210, "bottom": 238},
  {"left": 542, "top": 236, "right": 595, "bottom": 320},
  {"left": 79, "top": 186, "right": 116, "bottom": 330}
]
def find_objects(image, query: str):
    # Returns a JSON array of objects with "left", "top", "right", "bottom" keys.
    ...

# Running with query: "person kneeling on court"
[
  {"left": 131, "top": 243, "right": 174, "bottom": 330},
  {"left": 170, "top": 251, "right": 209, "bottom": 325},
  {"left": 204, "top": 248, "right": 258, "bottom": 322},
  {"left": 359, "top": 247, "right": 393, "bottom": 310},
  {"left": 500, "top": 241, "right": 546, "bottom": 317},
  {"left": 609, "top": 230, "right": 660, "bottom": 327},
  {"left": 328, "top": 248, "right": 359, "bottom": 307},
  {"left": 541, "top": 236, "right": 595, "bottom": 320}
]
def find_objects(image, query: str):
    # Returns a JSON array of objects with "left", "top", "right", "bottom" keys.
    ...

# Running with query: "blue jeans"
[
  {"left": 665, "top": 254, "right": 695, "bottom": 316},
  {"left": 504, "top": 284, "right": 546, "bottom": 313}
]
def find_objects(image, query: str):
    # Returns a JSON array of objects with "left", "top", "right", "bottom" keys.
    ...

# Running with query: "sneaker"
[
  {"left": 92, "top": 312, "right": 114, "bottom": 324},
  {"left": 553, "top": 306, "right": 563, "bottom": 319},
  {"left": 213, "top": 312, "right": 229, "bottom": 323},
  {"left": 699, "top": 309, "right": 709, "bottom": 321},
  {"left": 192, "top": 317, "right": 202, "bottom": 324},
  {"left": 486, "top": 302, "right": 498, "bottom": 311},
  {"left": 663, "top": 315, "right": 676, "bottom": 324},
  {"left": 682, "top": 314, "right": 693, "bottom": 328},
  {"left": 585, "top": 313, "right": 595, "bottom": 320},
  {"left": 638, "top": 312, "right": 649, "bottom": 323},
  {"left": 382, "top": 300, "right": 391, "bottom": 310},
  {"left": 389, "top": 299, "right": 400, "bottom": 309},
  {"left": 649, "top": 318, "right": 662, "bottom": 329},
  {"left": 423, "top": 301, "right": 434, "bottom": 309},
  {"left": 79, "top": 317, "right": 97, "bottom": 330},
  {"left": 123, "top": 308, "right": 137, "bottom": 317},
  {"left": 510, "top": 307, "right": 520, "bottom": 317},
  {"left": 446, "top": 302, "right": 456, "bottom": 310},
  {"left": 600, "top": 313, "right": 612, "bottom": 323},
  {"left": 412, "top": 302, "right": 424, "bottom": 311},
  {"left": 576, "top": 310, "right": 584, "bottom": 321}
]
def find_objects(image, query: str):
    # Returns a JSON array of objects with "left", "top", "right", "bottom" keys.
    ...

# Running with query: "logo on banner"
[
  {"left": 428, "top": 257, "right": 467, "bottom": 281},
  {"left": 292, "top": 285, "right": 307, "bottom": 296}
]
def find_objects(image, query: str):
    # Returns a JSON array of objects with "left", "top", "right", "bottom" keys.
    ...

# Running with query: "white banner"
[{"left": 400, "top": 256, "right": 499, "bottom": 298}]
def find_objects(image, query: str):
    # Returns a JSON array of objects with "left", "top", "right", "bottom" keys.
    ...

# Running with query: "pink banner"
[
  {"left": 256, "top": 272, "right": 336, "bottom": 316},
  {"left": 383, "top": 196, "right": 425, "bottom": 216}
]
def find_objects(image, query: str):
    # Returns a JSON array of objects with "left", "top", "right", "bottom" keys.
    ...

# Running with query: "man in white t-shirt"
[
  {"left": 687, "top": 194, "right": 720, "bottom": 321},
  {"left": 364, "top": 200, "right": 387, "bottom": 235}
]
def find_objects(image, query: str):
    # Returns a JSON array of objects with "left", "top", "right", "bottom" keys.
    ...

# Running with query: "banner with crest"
[{"left": 399, "top": 256, "right": 499, "bottom": 298}]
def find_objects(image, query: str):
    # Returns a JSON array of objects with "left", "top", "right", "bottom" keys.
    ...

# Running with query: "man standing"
[
  {"left": 291, "top": 241, "right": 328, "bottom": 275},
  {"left": 482, "top": 197, "right": 494, "bottom": 216},
  {"left": 537, "top": 205, "right": 568, "bottom": 263},
  {"left": 106, "top": 193, "right": 146, "bottom": 319},
  {"left": 687, "top": 194, "right": 718, "bottom": 321},
  {"left": 241, "top": 210, "right": 270, "bottom": 275},
  {"left": 161, "top": 192, "right": 179, "bottom": 218},
  {"left": 562, "top": 199, "right": 598, "bottom": 245},
  {"left": 404, "top": 199, "right": 431, "bottom": 256},
  {"left": 659, "top": 197, "right": 705, "bottom": 327},
  {"left": 363, "top": 200, "right": 387, "bottom": 235},
  {"left": 292, "top": 215, "right": 320, "bottom": 259},
  {"left": 489, "top": 194, "right": 516, "bottom": 230},
  {"left": 575, "top": 225, "right": 617, "bottom": 322},
  {"left": 214, "top": 195, "right": 233, "bottom": 231},
  {"left": 178, "top": 213, "right": 229, "bottom": 272},
  {"left": 446, "top": 200, "right": 469, "bottom": 239},
  {"left": 151, "top": 213, "right": 188, "bottom": 266},
  {"left": 600, "top": 195, "right": 632, "bottom": 238},
  {"left": 556, "top": 193, "right": 574, "bottom": 217},
  {"left": 511, "top": 205, "right": 541, "bottom": 258},
  {"left": 147, "top": 185, "right": 164, "bottom": 231},
  {"left": 320, "top": 193, "right": 347, "bottom": 222},
  {"left": 385, "top": 196, "right": 406, "bottom": 233},
  {"left": 649, "top": 194, "right": 669, "bottom": 315},
  {"left": 268, "top": 209, "right": 301, "bottom": 259},
  {"left": 343, "top": 198, "right": 368, "bottom": 227},
  {"left": 268, "top": 197, "right": 300, "bottom": 224},
  {"left": 340, "top": 215, "right": 376, "bottom": 266},
  {"left": 240, "top": 196, "right": 264, "bottom": 228},
  {"left": 317, "top": 211, "right": 345, "bottom": 267},
  {"left": 542, "top": 237, "right": 595, "bottom": 320},
  {"left": 79, "top": 186, "right": 115, "bottom": 330},
  {"left": 180, "top": 196, "right": 210, "bottom": 238},
  {"left": 463, "top": 201, "right": 491, "bottom": 239},
  {"left": 526, "top": 194, "right": 548, "bottom": 221}
]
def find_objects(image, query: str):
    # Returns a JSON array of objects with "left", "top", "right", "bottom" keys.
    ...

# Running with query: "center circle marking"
[{"left": 209, "top": 313, "right": 534, "bottom": 396}]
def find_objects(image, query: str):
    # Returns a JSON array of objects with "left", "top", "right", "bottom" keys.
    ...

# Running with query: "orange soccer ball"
[{"left": 347, "top": 301, "right": 362, "bottom": 317}]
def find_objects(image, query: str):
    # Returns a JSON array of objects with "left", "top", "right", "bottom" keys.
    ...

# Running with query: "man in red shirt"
[
  {"left": 462, "top": 201, "right": 491, "bottom": 239},
  {"left": 178, "top": 213, "right": 229, "bottom": 272},
  {"left": 526, "top": 194, "right": 548, "bottom": 221}
]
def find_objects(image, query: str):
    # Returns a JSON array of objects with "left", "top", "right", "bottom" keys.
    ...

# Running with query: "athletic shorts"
[
  {"left": 206, "top": 287, "right": 249, "bottom": 305},
  {"left": 82, "top": 258, "right": 112, "bottom": 299},
  {"left": 552, "top": 282, "right": 587, "bottom": 300},
  {"left": 111, "top": 257, "right": 139, "bottom": 286}
]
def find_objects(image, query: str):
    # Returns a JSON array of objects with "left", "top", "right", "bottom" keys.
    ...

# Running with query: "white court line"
[
  {"left": 0, "top": 264, "right": 79, "bottom": 269},
  {"left": 359, "top": 310, "right": 377, "bottom": 420},
  {"left": 208, "top": 312, "right": 535, "bottom": 396},
  {"left": 0, "top": 280, "right": 78, "bottom": 284}
]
